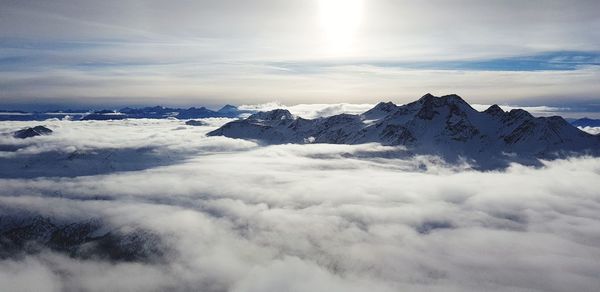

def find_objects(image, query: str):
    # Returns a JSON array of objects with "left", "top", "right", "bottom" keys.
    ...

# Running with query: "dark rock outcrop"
[{"left": 13, "top": 126, "right": 53, "bottom": 139}]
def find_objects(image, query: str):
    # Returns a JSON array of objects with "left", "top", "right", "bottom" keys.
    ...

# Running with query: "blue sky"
[
  {"left": 268, "top": 51, "right": 600, "bottom": 73},
  {"left": 0, "top": 0, "right": 599, "bottom": 112}
]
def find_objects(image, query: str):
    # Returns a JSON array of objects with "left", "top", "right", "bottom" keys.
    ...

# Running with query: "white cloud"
[
  {"left": 2, "top": 0, "right": 599, "bottom": 58},
  {"left": 1, "top": 119, "right": 600, "bottom": 291},
  {"left": 579, "top": 126, "right": 600, "bottom": 135},
  {"left": 0, "top": 258, "right": 63, "bottom": 292}
]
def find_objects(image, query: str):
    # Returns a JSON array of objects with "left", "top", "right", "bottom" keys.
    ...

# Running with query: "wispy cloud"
[
  {"left": 1, "top": 0, "right": 599, "bottom": 107},
  {"left": 3, "top": 62, "right": 600, "bottom": 115}
]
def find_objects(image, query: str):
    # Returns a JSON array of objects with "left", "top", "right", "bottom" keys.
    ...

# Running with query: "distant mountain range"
[
  {"left": 2, "top": 103, "right": 600, "bottom": 128},
  {"left": 569, "top": 117, "right": 600, "bottom": 127},
  {"left": 208, "top": 94, "right": 600, "bottom": 168},
  {"left": 0, "top": 105, "right": 252, "bottom": 121}
]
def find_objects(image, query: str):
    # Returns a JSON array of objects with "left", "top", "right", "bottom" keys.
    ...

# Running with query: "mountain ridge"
[
  {"left": 571, "top": 117, "right": 600, "bottom": 128},
  {"left": 0, "top": 105, "right": 253, "bottom": 121},
  {"left": 208, "top": 94, "right": 600, "bottom": 168}
]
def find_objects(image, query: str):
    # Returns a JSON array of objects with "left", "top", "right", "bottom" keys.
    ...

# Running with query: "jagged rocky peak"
[
  {"left": 362, "top": 101, "right": 399, "bottom": 119},
  {"left": 418, "top": 93, "right": 436, "bottom": 103},
  {"left": 484, "top": 104, "right": 505, "bottom": 115},
  {"left": 413, "top": 93, "right": 474, "bottom": 120},
  {"left": 415, "top": 93, "right": 473, "bottom": 109},
  {"left": 13, "top": 125, "right": 53, "bottom": 139},
  {"left": 443, "top": 94, "right": 475, "bottom": 109},
  {"left": 248, "top": 109, "right": 294, "bottom": 121},
  {"left": 373, "top": 101, "right": 397, "bottom": 110}
]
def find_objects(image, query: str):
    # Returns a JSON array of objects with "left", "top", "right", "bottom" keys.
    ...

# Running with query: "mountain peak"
[
  {"left": 375, "top": 101, "right": 396, "bottom": 107},
  {"left": 412, "top": 93, "right": 474, "bottom": 119},
  {"left": 13, "top": 125, "right": 53, "bottom": 139},
  {"left": 362, "top": 101, "right": 399, "bottom": 120},
  {"left": 508, "top": 109, "right": 534, "bottom": 120},
  {"left": 418, "top": 93, "right": 436, "bottom": 103},
  {"left": 417, "top": 93, "right": 470, "bottom": 106},
  {"left": 248, "top": 109, "right": 294, "bottom": 121},
  {"left": 218, "top": 104, "right": 238, "bottom": 113},
  {"left": 484, "top": 104, "right": 504, "bottom": 115},
  {"left": 442, "top": 94, "right": 468, "bottom": 103}
]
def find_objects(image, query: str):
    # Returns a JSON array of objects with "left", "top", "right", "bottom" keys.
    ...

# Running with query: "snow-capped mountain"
[{"left": 208, "top": 94, "right": 600, "bottom": 167}]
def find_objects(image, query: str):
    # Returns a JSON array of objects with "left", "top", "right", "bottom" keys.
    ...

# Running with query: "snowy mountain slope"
[{"left": 208, "top": 94, "right": 600, "bottom": 167}]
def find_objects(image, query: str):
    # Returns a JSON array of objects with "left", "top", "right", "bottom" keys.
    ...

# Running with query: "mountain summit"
[{"left": 208, "top": 94, "right": 600, "bottom": 168}]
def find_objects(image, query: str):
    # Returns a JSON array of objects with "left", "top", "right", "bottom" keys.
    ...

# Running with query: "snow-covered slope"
[{"left": 208, "top": 94, "right": 600, "bottom": 167}]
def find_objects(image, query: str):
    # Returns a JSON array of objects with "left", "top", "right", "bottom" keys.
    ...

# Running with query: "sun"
[{"left": 318, "top": 0, "right": 364, "bottom": 53}]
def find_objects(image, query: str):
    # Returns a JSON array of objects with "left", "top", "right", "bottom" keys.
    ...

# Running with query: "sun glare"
[{"left": 318, "top": 0, "right": 364, "bottom": 53}]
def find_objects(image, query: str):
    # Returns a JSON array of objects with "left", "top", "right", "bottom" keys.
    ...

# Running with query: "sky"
[{"left": 1, "top": 0, "right": 600, "bottom": 111}]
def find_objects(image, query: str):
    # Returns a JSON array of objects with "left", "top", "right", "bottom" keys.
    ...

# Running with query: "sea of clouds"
[{"left": 1, "top": 117, "right": 600, "bottom": 292}]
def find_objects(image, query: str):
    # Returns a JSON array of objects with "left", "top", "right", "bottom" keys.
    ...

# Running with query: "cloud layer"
[{"left": 1, "top": 119, "right": 600, "bottom": 291}]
